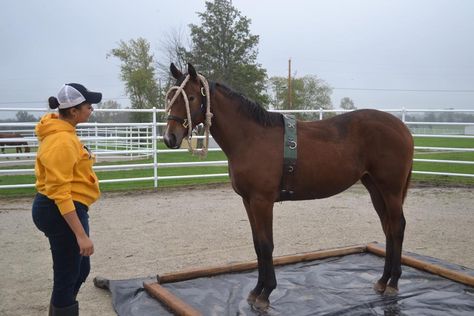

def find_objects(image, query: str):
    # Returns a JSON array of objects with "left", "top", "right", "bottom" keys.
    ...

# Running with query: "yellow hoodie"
[{"left": 35, "top": 113, "right": 100, "bottom": 215}]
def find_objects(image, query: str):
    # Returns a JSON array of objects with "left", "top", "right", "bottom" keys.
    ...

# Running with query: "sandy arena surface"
[{"left": 0, "top": 183, "right": 473, "bottom": 315}]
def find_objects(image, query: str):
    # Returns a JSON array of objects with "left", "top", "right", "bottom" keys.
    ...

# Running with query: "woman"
[{"left": 32, "top": 83, "right": 102, "bottom": 316}]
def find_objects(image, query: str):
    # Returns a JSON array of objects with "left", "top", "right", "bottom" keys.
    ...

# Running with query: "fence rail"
[{"left": 1, "top": 107, "right": 474, "bottom": 190}]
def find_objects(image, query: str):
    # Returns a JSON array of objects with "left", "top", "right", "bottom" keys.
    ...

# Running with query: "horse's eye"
[{"left": 189, "top": 96, "right": 196, "bottom": 102}]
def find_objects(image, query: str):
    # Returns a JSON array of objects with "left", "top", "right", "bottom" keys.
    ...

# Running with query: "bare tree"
[{"left": 156, "top": 27, "right": 190, "bottom": 87}]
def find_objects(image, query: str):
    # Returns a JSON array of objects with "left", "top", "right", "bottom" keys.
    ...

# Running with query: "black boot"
[
  {"left": 93, "top": 276, "right": 110, "bottom": 290},
  {"left": 50, "top": 301, "right": 79, "bottom": 316}
]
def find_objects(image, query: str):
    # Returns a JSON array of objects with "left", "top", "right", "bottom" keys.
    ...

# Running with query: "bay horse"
[
  {"left": 0, "top": 133, "right": 30, "bottom": 155},
  {"left": 164, "top": 63, "right": 414, "bottom": 310}
]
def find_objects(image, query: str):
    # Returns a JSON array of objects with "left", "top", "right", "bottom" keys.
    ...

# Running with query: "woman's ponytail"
[{"left": 48, "top": 96, "right": 60, "bottom": 109}]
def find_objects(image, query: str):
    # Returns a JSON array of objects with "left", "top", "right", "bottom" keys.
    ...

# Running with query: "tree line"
[
  {"left": 6, "top": 0, "right": 471, "bottom": 125},
  {"left": 4, "top": 0, "right": 356, "bottom": 124},
  {"left": 107, "top": 0, "right": 355, "bottom": 123}
]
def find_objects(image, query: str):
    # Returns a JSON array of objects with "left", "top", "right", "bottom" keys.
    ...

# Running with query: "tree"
[
  {"left": 156, "top": 27, "right": 189, "bottom": 90},
  {"left": 109, "top": 38, "right": 160, "bottom": 122},
  {"left": 16, "top": 110, "right": 36, "bottom": 122},
  {"left": 269, "top": 75, "right": 333, "bottom": 120},
  {"left": 186, "top": 0, "right": 269, "bottom": 106},
  {"left": 155, "top": 28, "right": 191, "bottom": 112},
  {"left": 340, "top": 97, "right": 356, "bottom": 110}
]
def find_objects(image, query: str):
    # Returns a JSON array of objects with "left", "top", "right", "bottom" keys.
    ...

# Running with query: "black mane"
[{"left": 215, "top": 83, "right": 283, "bottom": 128}]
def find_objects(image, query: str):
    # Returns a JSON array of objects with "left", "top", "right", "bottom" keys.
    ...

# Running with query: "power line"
[
  {"left": 0, "top": 97, "right": 130, "bottom": 105},
  {"left": 333, "top": 88, "right": 474, "bottom": 93},
  {"left": 1, "top": 87, "right": 473, "bottom": 106}
]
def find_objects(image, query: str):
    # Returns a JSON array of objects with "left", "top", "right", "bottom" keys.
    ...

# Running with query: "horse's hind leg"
[
  {"left": 384, "top": 195, "right": 406, "bottom": 295},
  {"left": 362, "top": 175, "right": 406, "bottom": 295},
  {"left": 361, "top": 175, "right": 392, "bottom": 292},
  {"left": 242, "top": 197, "right": 276, "bottom": 310}
]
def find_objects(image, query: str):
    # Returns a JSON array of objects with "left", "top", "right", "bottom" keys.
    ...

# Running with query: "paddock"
[
  {"left": 1, "top": 107, "right": 474, "bottom": 188},
  {"left": 0, "top": 184, "right": 473, "bottom": 315}
]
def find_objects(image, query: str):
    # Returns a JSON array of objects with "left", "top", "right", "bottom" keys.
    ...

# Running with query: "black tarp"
[{"left": 96, "top": 251, "right": 474, "bottom": 315}]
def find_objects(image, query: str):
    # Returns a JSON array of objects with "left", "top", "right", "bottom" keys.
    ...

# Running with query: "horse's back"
[
  {"left": 300, "top": 109, "right": 412, "bottom": 153},
  {"left": 294, "top": 109, "right": 413, "bottom": 199},
  {"left": 342, "top": 109, "right": 413, "bottom": 157}
]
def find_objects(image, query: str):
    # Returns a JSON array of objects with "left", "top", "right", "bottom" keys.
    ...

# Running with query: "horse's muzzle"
[{"left": 163, "top": 133, "right": 180, "bottom": 149}]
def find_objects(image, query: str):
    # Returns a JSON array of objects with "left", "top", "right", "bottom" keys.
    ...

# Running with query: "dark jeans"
[{"left": 32, "top": 193, "right": 90, "bottom": 308}]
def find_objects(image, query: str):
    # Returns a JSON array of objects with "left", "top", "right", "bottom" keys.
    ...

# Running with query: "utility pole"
[{"left": 288, "top": 58, "right": 292, "bottom": 109}]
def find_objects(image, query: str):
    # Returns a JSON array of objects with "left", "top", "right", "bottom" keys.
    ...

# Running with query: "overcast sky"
[{"left": 1, "top": 0, "right": 473, "bottom": 118}]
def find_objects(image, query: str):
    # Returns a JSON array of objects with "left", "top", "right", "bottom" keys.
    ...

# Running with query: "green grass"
[
  {"left": 414, "top": 136, "right": 474, "bottom": 148},
  {"left": 1, "top": 136, "right": 473, "bottom": 197},
  {"left": 0, "top": 149, "right": 230, "bottom": 197},
  {"left": 412, "top": 136, "right": 474, "bottom": 185}
]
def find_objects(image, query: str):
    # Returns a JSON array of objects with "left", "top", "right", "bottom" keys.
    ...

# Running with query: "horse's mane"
[{"left": 215, "top": 82, "right": 283, "bottom": 128}]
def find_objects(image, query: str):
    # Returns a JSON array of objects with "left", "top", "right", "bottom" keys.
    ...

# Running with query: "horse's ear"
[
  {"left": 170, "top": 63, "right": 183, "bottom": 79},
  {"left": 188, "top": 63, "right": 197, "bottom": 79}
]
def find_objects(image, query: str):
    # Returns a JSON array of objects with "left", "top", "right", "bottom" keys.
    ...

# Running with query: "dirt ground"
[{"left": 0, "top": 183, "right": 473, "bottom": 316}]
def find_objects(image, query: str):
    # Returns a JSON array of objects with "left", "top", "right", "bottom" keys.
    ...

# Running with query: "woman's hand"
[
  {"left": 76, "top": 235, "right": 94, "bottom": 256},
  {"left": 63, "top": 210, "right": 94, "bottom": 256}
]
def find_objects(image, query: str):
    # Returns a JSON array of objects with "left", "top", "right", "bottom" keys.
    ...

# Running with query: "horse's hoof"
[
  {"left": 384, "top": 285, "right": 399, "bottom": 296},
  {"left": 247, "top": 292, "right": 258, "bottom": 304},
  {"left": 373, "top": 281, "right": 387, "bottom": 293},
  {"left": 254, "top": 296, "right": 270, "bottom": 310}
]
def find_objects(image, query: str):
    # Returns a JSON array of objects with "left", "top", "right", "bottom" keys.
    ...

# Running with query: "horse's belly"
[
  {"left": 290, "top": 168, "right": 362, "bottom": 201},
  {"left": 294, "top": 181, "right": 357, "bottom": 200}
]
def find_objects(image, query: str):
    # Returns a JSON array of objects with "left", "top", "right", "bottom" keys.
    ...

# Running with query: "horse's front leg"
[
  {"left": 243, "top": 197, "right": 276, "bottom": 310},
  {"left": 243, "top": 198, "right": 264, "bottom": 304}
]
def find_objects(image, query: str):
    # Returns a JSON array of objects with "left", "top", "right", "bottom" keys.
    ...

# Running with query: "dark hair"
[
  {"left": 48, "top": 96, "right": 60, "bottom": 109},
  {"left": 48, "top": 96, "right": 83, "bottom": 117}
]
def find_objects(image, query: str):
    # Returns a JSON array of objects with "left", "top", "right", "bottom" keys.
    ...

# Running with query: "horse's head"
[{"left": 163, "top": 63, "right": 209, "bottom": 149}]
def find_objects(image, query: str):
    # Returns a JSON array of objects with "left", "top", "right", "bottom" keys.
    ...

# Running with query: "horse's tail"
[{"left": 402, "top": 164, "right": 412, "bottom": 204}]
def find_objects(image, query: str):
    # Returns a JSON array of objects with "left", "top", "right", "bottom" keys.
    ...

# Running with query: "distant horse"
[
  {"left": 164, "top": 63, "right": 414, "bottom": 310},
  {"left": 0, "top": 133, "right": 30, "bottom": 155}
]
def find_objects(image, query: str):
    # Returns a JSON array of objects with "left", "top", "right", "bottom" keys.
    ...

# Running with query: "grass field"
[
  {"left": 413, "top": 136, "right": 474, "bottom": 185},
  {"left": 1, "top": 136, "right": 473, "bottom": 197},
  {"left": 0, "top": 147, "right": 230, "bottom": 197}
]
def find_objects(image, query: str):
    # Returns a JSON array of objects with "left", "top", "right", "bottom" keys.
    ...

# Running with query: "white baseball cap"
[{"left": 57, "top": 83, "right": 102, "bottom": 109}]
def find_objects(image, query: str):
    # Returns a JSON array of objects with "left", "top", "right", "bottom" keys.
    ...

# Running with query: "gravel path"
[{"left": 0, "top": 184, "right": 473, "bottom": 315}]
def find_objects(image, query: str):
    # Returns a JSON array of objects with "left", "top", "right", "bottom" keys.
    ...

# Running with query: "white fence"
[{"left": 1, "top": 107, "right": 474, "bottom": 190}]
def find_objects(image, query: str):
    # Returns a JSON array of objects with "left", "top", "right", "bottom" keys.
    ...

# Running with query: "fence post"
[
  {"left": 402, "top": 107, "right": 406, "bottom": 123},
  {"left": 128, "top": 127, "right": 132, "bottom": 160},
  {"left": 94, "top": 122, "right": 98, "bottom": 151},
  {"left": 152, "top": 107, "right": 158, "bottom": 188},
  {"left": 319, "top": 108, "right": 323, "bottom": 120}
]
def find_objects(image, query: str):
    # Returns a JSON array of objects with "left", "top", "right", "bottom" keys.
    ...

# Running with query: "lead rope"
[{"left": 165, "top": 74, "right": 213, "bottom": 158}]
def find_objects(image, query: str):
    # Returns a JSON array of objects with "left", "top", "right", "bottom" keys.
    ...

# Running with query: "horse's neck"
[{"left": 209, "top": 92, "right": 257, "bottom": 156}]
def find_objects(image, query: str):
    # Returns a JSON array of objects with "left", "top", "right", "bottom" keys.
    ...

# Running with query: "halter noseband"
[
  {"left": 165, "top": 74, "right": 213, "bottom": 158},
  {"left": 167, "top": 84, "right": 208, "bottom": 128}
]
